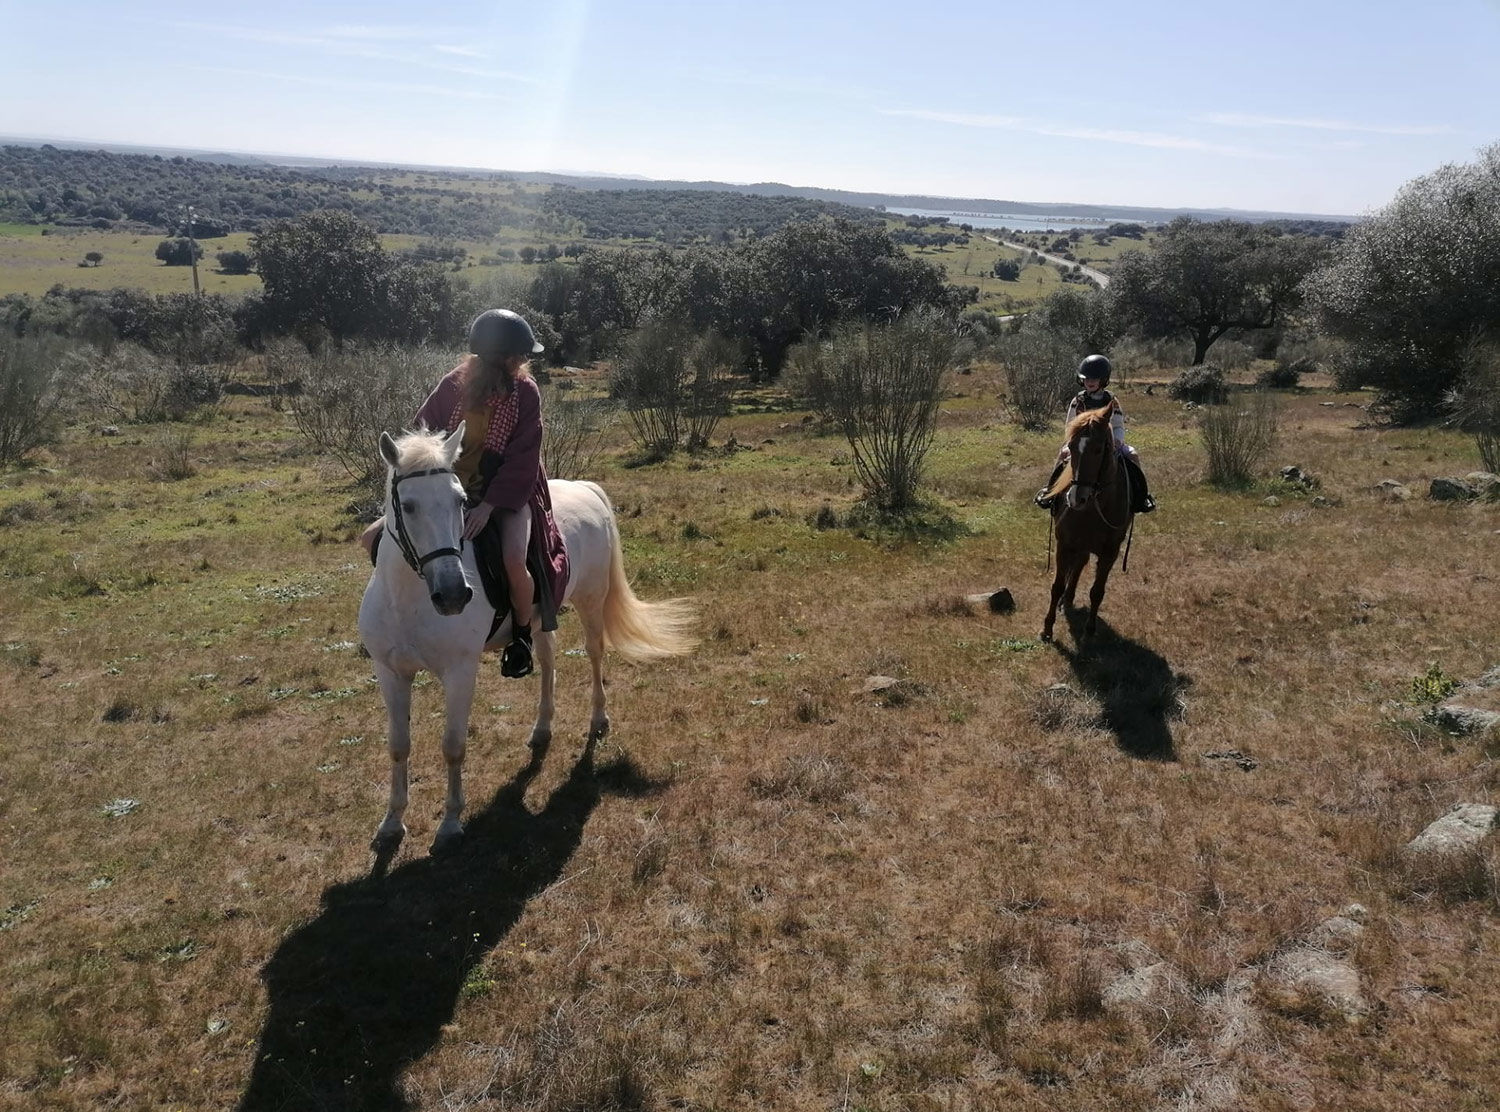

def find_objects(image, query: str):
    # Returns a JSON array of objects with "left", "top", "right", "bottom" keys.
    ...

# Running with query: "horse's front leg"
[
  {"left": 528, "top": 628, "right": 557, "bottom": 750},
  {"left": 1083, "top": 547, "right": 1121, "bottom": 641},
  {"left": 372, "top": 662, "right": 414, "bottom": 853},
  {"left": 1041, "top": 550, "right": 1075, "bottom": 642},
  {"left": 432, "top": 661, "right": 479, "bottom": 854}
]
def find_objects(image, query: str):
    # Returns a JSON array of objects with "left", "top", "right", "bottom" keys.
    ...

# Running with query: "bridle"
[
  {"left": 1063, "top": 428, "right": 1129, "bottom": 530},
  {"left": 386, "top": 467, "right": 465, "bottom": 576}
]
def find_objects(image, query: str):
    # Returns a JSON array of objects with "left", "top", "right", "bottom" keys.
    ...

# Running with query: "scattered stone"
[
  {"left": 1466, "top": 471, "right": 1500, "bottom": 499},
  {"left": 1376, "top": 479, "right": 1412, "bottom": 502},
  {"left": 1265, "top": 948, "right": 1369, "bottom": 1021},
  {"left": 1102, "top": 961, "right": 1183, "bottom": 1010},
  {"left": 101, "top": 425, "right": 119, "bottom": 436},
  {"left": 1279, "top": 465, "right": 1318, "bottom": 488},
  {"left": 1311, "top": 495, "right": 1333, "bottom": 508},
  {"left": 1406, "top": 803, "right": 1498, "bottom": 855},
  {"left": 1263, "top": 495, "right": 1281, "bottom": 507},
  {"left": 861, "top": 675, "right": 901, "bottom": 693},
  {"left": 967, "top": 588, "right": 1016, "bottom": 614},
  {"left": 1423, "top": 704, "right": 1500, "bottom": 735},
  {"left": 1202, "top": 749, "right": 1258, "bottom": 771},
  {"left": 1430, "top": 477, "right": 1477, "bottom": 501},
  {"left": 1307, "top": 905, "right": 1367, "bottom": 956}
]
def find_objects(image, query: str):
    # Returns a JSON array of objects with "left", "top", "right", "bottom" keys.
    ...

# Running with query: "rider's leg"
[{"left": 499, "top": 507, "right": 536, "bottom": 677}]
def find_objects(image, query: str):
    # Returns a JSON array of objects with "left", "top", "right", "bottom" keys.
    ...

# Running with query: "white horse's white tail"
[{"left": 583, "top": 482, "right": 697, "bottom": 662}]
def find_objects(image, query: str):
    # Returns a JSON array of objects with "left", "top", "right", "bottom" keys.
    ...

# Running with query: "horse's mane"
[
  {"left": 1047, "top": 404, "right": 1117, "bottom": 498},
  {"left": 390, "top": 427, "right": 450, "bottom": 472},
  {"left": 1064, "top": 403, "right": 1115, "bottom": 441}
]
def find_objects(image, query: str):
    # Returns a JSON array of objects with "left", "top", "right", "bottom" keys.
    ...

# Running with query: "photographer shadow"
[
  {"left": 1054, "top": 608, "right": 1186, "bottom": 761},
  {"left": 238, "top": 741, "right": 665, "bottom": 1112}
]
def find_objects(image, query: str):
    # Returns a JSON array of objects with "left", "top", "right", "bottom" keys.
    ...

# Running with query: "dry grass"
[{"left": 1, "top": 363, "right": 1498, "bottom": 1110}]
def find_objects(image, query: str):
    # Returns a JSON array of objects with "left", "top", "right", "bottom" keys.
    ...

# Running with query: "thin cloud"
[
  {"left": 165, "top": 21, "right": 532, "bottom": 83},
  {"left": 193, "top": 66, "right": 510, "bottom": 102},
  {"left": 883, "top": 108, "right": 1271, "bottom": 158},
  {"left": 1201, "top": 112, "right": 1453, "bottom": 136}
]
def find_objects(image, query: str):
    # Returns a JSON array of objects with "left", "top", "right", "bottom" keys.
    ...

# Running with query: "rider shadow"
[
  {"left": 238, "top": 742, "right": 666, "bottom": 1112},
  {"left": 1053, "top": 608, "right": 1186, "bottom": 762}
]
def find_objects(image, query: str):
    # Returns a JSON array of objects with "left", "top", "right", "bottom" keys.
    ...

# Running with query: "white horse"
[{"left": 357, "top": 426, "right": 696, "bottom": 853}]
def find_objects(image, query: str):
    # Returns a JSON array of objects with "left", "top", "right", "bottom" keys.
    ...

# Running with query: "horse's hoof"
[
  {"left": 370, "top": 828, "right": 405, "bottom": 854},
  {"left": 587, "top": 716, "right": 611, "bottom": 742},
  {"left": 1039, "top": 630, "right": 1053, "bottom": 643},
  {"left": 528, "top": 728, "right": 551, "bottom": 751},
  {"left": 431, "top": 829, "right": 464, "bottom": 855}
]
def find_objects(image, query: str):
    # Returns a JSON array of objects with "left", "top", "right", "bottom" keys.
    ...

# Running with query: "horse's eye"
[{"left": 400, "top": 500, "right": 416, "bottom": 514}]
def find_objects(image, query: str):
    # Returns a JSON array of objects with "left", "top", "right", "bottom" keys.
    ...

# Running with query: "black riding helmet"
[
  {"left": 1077, "top": 354, "right": 1112, "bottom": 388},
  {"left": 468, "top": 309, "right": 544, "bottom": 361}
]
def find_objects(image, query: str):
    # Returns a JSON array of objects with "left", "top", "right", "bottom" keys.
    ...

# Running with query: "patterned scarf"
[{"left": 450, "top": 385, "right": 519, "bottom": 453}]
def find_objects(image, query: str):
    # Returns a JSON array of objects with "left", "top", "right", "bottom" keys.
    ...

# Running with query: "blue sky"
[{"left": 3, "top": 0, "right": 1498, "bottom": 217}]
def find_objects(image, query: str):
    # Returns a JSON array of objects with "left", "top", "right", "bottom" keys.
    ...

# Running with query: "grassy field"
[
  {"left": 1, "top": 360, "right": 1497, "bottom": 1111},
  {"left": 892, "top": 228, "right": 1071, "bottom": 315}
]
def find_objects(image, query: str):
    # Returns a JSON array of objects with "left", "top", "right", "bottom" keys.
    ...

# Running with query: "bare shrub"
[
  {"left": 791, "top": 309, "right": 956, "bottom": 512},
  {"left": 1447, "top": 339, "right": 1500, "bottom": 473},
  {"left": 1199, "top": 390, "right": 1278, "bottom": 486},
  {"left": 0, "top": 333, "right": 69, "bottom": 464},
  {"left": 148, "top": 427, "right": 197, "bottom": 481},
  {"left": 683, "top": 330, "right": 738, "bottom": 452},
  {"left": 610, "top": 318, "right": 690, "bottom": 460},
  {"left": 541, "top": 387, "right": 618, "bottom": 480},
  {"left": 1211, "top": 337, "right": 1255, "bottom": 373},
  {"left": 995, "top": 327, "right": 1076, "bottom": 431},
  {"left": 270, "top": 340, "right": 446, "bottom": 487}
]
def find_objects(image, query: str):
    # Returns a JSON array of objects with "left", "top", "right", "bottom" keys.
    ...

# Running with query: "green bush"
[{"left": 1168, "top": 364, "right": 1229, "bottom": 405}]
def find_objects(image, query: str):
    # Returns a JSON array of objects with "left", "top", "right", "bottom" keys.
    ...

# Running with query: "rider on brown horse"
[{"left": 1034, "top": 355, "right": 1155, "bottom": 514}]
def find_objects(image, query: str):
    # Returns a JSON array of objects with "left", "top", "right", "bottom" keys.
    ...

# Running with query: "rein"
[{"left": 387, "top": 466, "right": 464, "bottom": 576}]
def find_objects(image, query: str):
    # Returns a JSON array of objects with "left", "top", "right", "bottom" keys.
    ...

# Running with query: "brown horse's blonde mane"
[{"left": 1046, "top": 404, "right": 1117, "bottom": 498}]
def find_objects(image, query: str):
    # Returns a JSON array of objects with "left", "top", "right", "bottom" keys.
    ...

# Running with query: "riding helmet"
[
  {"left": 1077, "top": 354, "right": 1112, "bottom": 387},
  {"left": 468, "top": 309, "right": 544, "bottom": 361}
]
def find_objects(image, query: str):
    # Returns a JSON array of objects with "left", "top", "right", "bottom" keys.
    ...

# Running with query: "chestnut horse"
[{"left": 1040, "top": 405, "right": 1134, "bottom": 644}]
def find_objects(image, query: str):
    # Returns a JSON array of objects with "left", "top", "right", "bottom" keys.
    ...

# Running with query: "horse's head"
[
  {"left": 379, "top": 424, "right": 473, "bottom": 616},
  {"left": 1056, "top": 405, "right": 1117, "bottom": 511}
]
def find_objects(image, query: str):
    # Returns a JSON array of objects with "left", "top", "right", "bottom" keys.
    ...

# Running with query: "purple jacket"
[{"left": 414, "top": 368, "right": 569, "bottom": 629}]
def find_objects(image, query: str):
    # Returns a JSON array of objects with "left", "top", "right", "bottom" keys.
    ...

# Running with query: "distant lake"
[{"left": 886, "top": 207, "right": 1137, "bottom": 233}]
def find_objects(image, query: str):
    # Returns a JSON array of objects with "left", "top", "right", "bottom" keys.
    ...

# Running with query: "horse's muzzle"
[{"left": 430, "top": 585, "right": 473, "bottom": 616}]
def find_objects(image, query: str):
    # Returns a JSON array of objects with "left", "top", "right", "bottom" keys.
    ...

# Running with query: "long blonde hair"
[{"left": 459, "top": 353, "right": 530, "bottom": 411}]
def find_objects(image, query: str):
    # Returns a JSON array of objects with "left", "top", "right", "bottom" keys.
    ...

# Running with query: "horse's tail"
[{"left": 584, "top": 482, "right": 697, "bottom": 662}]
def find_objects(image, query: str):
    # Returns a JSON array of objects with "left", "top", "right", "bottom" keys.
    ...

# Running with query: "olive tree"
[
  {"left": 1306, "top": 144, "right": 1500, "bottom": 422},
  {"left": 1110, "top": 217, "right": 1326, "bottom": 366}
]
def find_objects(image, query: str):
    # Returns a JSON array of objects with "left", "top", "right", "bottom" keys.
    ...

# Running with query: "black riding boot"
[
  {"left": 1034, "top": 461, "right": 1066, "bottom": 509},
  {"left": 501, "top": 624, "right": 534, "bottom": 678},
  {"left": 1128, "top": 460, "right": 1155, "bottom": 513}
]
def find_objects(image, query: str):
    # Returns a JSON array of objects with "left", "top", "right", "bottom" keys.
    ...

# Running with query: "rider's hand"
[{"left": 463, "top": 501, "right": 494, "bottom": 540}]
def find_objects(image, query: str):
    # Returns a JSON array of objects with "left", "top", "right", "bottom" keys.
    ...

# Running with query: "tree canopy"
[
  {"left": 1109, "top": 217, "right": 1327, "bottom": 365},
  {"left": 1305, "top": 144, "right": 1500, "bottom": 422}
]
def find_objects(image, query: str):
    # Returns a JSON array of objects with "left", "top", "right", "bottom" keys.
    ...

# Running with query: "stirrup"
[
  {"left": 1138, "top": 495, "right": 1156, "bottom": 514},
  {"left": 501, "top": 628, "right": 534, "bottom": 678},
  {"left": 1033, "top": 488, "right": 1055, "bottom": 510}
]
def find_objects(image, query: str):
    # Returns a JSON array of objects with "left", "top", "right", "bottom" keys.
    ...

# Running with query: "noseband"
[{"left": 387, "top": 467, "right": 464, "bottom": 576}]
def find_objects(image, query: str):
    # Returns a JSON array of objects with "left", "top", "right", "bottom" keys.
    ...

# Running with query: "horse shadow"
[
  {"left": 1052, "top": 608, "right": 1186, "bottom": 761},
  {"left": 238, "top": 742, "right": 665, "bottom": 1112}
]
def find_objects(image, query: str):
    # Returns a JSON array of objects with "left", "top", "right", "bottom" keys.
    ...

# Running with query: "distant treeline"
[
  {"left": 0, "top": 145, "right": 878, "bottom": 244},
  {"left": 539, "top": 186, "right": 879, "bottom": 243}
]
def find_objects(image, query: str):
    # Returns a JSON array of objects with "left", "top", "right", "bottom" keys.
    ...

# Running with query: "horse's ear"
[
  {"left": 379, "top": 431, "right": 399, "bottom": 467},
  {"left": 443, "top": 421, "right": 465, "bottom": 462}
]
